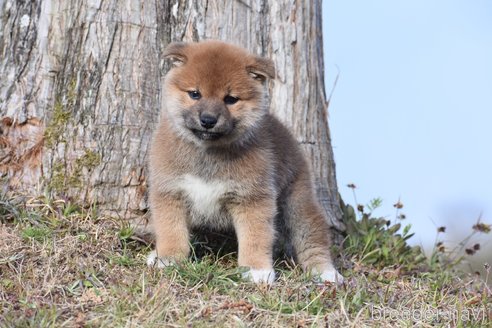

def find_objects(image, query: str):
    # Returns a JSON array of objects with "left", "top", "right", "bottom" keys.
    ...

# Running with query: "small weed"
[
  {"left": 77, "top": 232, "right": 88, "bottom": 241},
  {"left": 21, "top": 226, "right": 52, "bottom": 242},
  {"left": 109, "top": 252, "right": 137, "bottom": 267},
  {"left": 118, "top": 225, "right": 134, "bottom": 242},
  {"left": 67, "top": 271, "right": 105, "bottom": 296},
  {"left": 62, "top": 201, "right": 81, "bottom": 217},
  {"left": 342, "top": 195, "right": 426, "bottom": 272},
  {"left": 342, "top": 184, "right": 491, "bottom": 278}
]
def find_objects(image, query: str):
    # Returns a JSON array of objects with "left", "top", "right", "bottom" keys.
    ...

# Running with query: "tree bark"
[{"left": 0, "top": 1, "right": 344, "bottom": 233}]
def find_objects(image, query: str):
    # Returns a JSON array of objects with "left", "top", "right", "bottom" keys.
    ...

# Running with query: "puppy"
[{"left": 147, "top": 40, "right": 343, "bottom": 284}]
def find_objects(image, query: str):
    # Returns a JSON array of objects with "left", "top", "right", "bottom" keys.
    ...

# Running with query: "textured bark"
[{"left": 0, "top": 0, "right": 343, "bottom": 232}]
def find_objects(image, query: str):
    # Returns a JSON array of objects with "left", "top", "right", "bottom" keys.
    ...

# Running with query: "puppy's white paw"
[
  {"left": 319, "top": 268, "right": 344, "bottom": 285},
  {"left": 146, "top": 250, "right": 172, "bottom": 268},
  {"left": 242, "top": 268, "right": 275, "bottom": 284}
]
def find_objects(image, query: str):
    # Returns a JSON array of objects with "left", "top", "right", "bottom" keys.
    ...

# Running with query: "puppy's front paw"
[
  {"left": 146, "top": 250, "right": 172, "bottom": 268},
  {"left": 320, "top": 268, "right": 344, "bottom": 285},
  {"left": 242, "top": 268, "right": 276, "bottom": 285}
]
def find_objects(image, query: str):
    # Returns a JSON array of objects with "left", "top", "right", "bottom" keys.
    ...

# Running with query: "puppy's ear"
[
  {"left": 163, "top": 42, "right": 188, "bottom": 67},
  {"left": 247, "top": 56, "right": 276, "bottom": 82}
]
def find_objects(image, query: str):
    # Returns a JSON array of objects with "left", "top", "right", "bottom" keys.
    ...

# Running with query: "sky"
[{"left": 322, "top": 0, "right": 492, "bottom": 257}]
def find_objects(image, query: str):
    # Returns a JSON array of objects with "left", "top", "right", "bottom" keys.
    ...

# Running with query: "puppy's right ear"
[
  {"left": 163, "top": 42, "right": 188, "bottom": 67},
  {"left": 247, "top": 56, "right": 276, "bottom": 82}
]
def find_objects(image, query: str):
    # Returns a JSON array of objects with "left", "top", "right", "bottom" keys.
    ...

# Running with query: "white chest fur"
[{"left": 177, "top": 174, "right": 231, "bottom": 218}]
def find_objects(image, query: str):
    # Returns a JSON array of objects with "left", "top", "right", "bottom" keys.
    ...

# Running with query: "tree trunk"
[{"left": 0, "top": 1, "right": 344, "bottom": 233}]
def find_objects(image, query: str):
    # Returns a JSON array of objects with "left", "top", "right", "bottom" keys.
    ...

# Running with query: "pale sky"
[{"left": 322, "top": 0, "right": 492, "bottom": 255}]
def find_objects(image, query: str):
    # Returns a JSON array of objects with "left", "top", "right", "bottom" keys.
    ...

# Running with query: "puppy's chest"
[{"left": 175, "top": 174, "right": 237, "bottom": 222}]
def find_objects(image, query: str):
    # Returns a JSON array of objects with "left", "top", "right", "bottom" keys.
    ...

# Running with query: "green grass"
[
  {"left": 0, "top": 194, "right": 490, "bottom": 327},
  {"left": 21, "top": 226, "right": 52, "bottom": 242}
]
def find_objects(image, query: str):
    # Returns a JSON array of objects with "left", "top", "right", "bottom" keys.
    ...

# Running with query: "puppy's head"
[{"left": 162, "top": 40, "right": 275, "bottom": 146}]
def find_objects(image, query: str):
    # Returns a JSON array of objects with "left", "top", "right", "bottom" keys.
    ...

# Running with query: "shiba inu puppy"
[{"left": 147, "top": 40, "right": 343, "bottom": 284}]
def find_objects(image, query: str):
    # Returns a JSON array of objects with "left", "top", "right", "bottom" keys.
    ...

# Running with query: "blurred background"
[{"left": 322, "top": 0, "right": 492, "bottom": 271}]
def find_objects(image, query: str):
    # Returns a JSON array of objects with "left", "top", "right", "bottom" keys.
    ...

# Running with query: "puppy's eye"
[
  {"left": 224, "top": 95, "right": 239, "bottom": 105},
  {"left": 188, "top": 90, "right": 201, "bottom": 100}
]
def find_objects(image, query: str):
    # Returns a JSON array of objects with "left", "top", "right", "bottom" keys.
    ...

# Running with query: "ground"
[{"left": 0, "top": 196, "right": 490, "bottom": 327}]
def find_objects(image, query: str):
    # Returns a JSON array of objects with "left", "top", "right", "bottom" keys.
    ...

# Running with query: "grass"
[{"left": 0, "top": 193, "right": 491, "bottom": 327}]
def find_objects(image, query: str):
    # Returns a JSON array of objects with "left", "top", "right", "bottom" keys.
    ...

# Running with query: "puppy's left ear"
[
  {"left": 247, "top": 56, "right": 276, "bottom": 82},
  {"left": 163, "top": 42, "right": 188, "bottom": 67}
]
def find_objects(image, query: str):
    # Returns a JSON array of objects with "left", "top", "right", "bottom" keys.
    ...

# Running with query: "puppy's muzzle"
[
  {"left": 199, "top": 113, "right": 218, "bottom": 129},
  {"left": 182, "top": 100, "right": 234, "bottom": 141}
]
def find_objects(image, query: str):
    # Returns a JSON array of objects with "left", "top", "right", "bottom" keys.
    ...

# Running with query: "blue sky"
[{"left": 322, "top": 0, "right": 492, "bottom": 256}]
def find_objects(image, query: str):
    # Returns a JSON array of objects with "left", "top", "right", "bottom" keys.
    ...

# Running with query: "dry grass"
[{"left": 0, "top": 195, "right": 491, "bottom": 327}]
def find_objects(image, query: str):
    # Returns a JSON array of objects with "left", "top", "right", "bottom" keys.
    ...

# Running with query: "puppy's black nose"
[{"left": 199, "top": 113, "right": 218, "bottom": 129}]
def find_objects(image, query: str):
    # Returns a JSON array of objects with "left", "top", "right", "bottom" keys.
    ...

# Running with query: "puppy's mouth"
[{"left": 191, "top": 129, "right": 225, "bottom": 141}]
